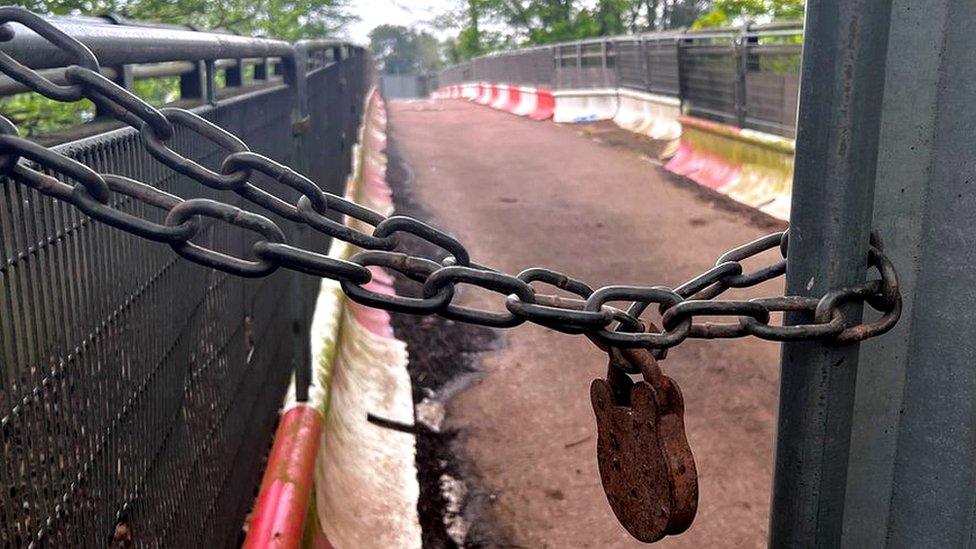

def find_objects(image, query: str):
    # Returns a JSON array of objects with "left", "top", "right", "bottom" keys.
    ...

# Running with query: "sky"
[{"left": 345, "top": 0, "right": 459, "bottom": 45}]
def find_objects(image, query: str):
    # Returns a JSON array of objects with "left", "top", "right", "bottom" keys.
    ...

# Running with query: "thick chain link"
[{"left": 0, "top": 7, "right": 902, "bottom": 358}]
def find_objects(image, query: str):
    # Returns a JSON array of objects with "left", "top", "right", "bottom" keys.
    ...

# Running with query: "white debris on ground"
[
  {"left": 415, "top": 396, "right": 446, "bottom": 432},
  {"left": 439, "top": 473, "right": 470, "bottom": 545}
]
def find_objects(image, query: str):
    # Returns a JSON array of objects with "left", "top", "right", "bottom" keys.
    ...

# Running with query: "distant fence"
[
  {"left": 436, "top": 22, "right": 802, "bottom": 138},
  {"left": 0, "top": 16, "right": 370, "bottom": 547},
  {"left": 379, "top": 73, "right": 434, "bottom": 99}
]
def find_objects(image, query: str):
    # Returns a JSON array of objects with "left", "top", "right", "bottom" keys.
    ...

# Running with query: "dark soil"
[{"left": 383, "top": 127, "right": 509, "bottom": 548}]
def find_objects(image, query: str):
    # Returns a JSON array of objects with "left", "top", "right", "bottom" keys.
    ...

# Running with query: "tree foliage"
[
  {"left": 8, "top": 0, "right": 355, "bottom": 39},
  {"left": 442, "top": 0, "right": 803, "bottom": 60},
  {"left": 693, "top": 0, "right": 803, "bottom": 28},
  {"left": 369, "top": 25, "right": 444, "bottom": 75}
]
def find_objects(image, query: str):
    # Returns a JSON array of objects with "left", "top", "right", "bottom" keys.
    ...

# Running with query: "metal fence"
[
  {"left": 435, "top": 22, "right": 802, "bottom": 137},
  {"left": 0, "top": 17, "right": 370, "bottom": 547}
]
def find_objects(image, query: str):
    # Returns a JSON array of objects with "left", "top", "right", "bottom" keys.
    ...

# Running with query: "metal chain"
[{"left": 0, "top": 7, "right": 902, "bottom": 359}]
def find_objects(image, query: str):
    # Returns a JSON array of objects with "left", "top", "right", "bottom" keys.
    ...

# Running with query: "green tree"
[
  {"left": 443, "top": 0, "right": 716, "bottom": 56},
  {"left": 368, "top": 25, "right": 446, "bottom": 75},
  {"left": 692, "top": 0, "right": 803, "bottom": 28},
  {"left": 7, "top": 0, "right": 355, "bottom": 39}
]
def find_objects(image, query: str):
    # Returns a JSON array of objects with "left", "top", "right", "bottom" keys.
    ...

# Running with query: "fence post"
[
  {"left": 769, "top": 1, "right": 893, "bottom": 546},
  {"left": 674, "top": 36, "right": 686, "bottom": 113},
  {"left": 640, "top": 38, "right": 651, "bottom": 93},
  {"left": 225, "top": 58, "right": 243, "bottom": 87},
  {"left": 734, "top": 25, "right": 749, "bottom": 128},
  {"left": 254, "top": 58, "right": 268, "bottom": 81},
  {"left": 285, "top": 43, "right": 312, "bottom": 402},
  {"left": 576, "top": 42, "right": 582, "bottom": 88},
  {"left": 180, "top": 60, "right": 213, "bottom": 103}
]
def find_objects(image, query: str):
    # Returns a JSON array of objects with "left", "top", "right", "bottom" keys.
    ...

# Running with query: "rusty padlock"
[{"left": 591, "top": 346, "right": 698, "bottom": 542}]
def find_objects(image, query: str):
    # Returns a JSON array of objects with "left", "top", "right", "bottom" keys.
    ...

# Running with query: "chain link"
[{"left": 0, "top": 7, "right": 903, "bottom": 359}]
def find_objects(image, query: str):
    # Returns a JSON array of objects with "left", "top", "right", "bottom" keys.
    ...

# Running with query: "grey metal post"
[
  {"left": 640, "top": 38, "right": 651, "bottom": 93},
  {"left": 674, "top": 37, "right": 686, "bottom": 113},
  {"left": 253, "top": 59, "right": 267, "bottom": 80},
  {"left": 770, "top": 1, "right": 893, "bottom": 546},
  {"left": 225, "top": 58, "right": 243, "bottom": 87},
  {"left": 576, "top": 42, "right": 582, "bottom": 88},
  {"left": 179, "top": 60, "right": 209, "bottom": 101},
  {"left": 734, "top": 26, "right": 749, "bottom": 128},
  {"left": 841, "top": 1, "right": 976, "bottom": 546},
  {"left": 285, "top": 43, "right": 311, "bottom": 402}
]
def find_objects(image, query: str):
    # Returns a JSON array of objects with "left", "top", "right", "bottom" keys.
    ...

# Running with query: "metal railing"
[
  {"left": 435, "top": 22, "right": 802, "bottom": 138},
  {"left": 0, "top": 15, "right": 371, "bottom": 547}
]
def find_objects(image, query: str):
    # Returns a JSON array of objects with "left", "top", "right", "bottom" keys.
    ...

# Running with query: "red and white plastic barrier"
[
  {"left": 245, "top": 89, "right": 421, "bottom": 549},
  {"left": 512, "top": 86, "right": 537, "bottom": 116},
  {"left": 500, "top": 85, "right": 521, "bottom": 113},
  {"left": 433, "top": 83, "right": 554, "bottom": 121},
  {"left": 530, "top": 88, "right": 555, "bottom": 121},
  {"left": 489, "top": 83, "right": 510, "bottom": 110}
]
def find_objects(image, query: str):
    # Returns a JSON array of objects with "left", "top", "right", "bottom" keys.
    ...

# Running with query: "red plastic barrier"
[
  {"left": 244, "top": 405, "right": 325, "bottom": 549},
  {"left": 501, "top": 85, "right": 521, "bottom": 113},
  {"left": 530, "top": 88, "right": 555, "bottom": 121}
]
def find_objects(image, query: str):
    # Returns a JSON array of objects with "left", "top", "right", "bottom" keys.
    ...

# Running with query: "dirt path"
[{"left": 388, "top": 99, "right": 786, "bottom": 548}]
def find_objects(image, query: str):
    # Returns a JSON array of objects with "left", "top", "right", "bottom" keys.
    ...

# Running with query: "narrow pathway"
[{"left": 389, "top": 99, "right": 785, "bottom": 548}]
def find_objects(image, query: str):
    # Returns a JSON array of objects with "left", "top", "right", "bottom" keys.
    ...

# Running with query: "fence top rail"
[
  {"left": 0, "top": 13, "right": 362, "bottom": 71},
  {"left": 437, "top": 20, "right": 804, "bottom": 76}
]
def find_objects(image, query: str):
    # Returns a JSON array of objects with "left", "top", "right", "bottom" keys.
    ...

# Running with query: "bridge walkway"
[{"left": 389, "top": 99, "right": 785, "bottom": 548}]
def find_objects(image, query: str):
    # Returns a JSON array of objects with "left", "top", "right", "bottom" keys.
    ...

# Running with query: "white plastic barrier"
[
  {"left": 513, "top": 86, "right": 538, "bottom": 117},
  {"left": 613, "top": 88, "right": 682, "bottom": 141},
  {"left": 461, "top": 83, "right": 478, "bottom": 100},
  {"left": 552, "top": 88, "right": 618, "bottom": 123}
]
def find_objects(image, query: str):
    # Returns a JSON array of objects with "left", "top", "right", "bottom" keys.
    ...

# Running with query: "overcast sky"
[{"left": 345, "top": 0, "right": 458, "bottom": 45}]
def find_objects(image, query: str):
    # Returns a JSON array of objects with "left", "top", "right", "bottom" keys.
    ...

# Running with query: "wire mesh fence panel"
[
  {"left": 615, "top": 39, "right": 645, "bottom": 91},
  {"left": 555, "top": 44, "right": 581, "bottom": 90},
  {"left": 526, "top": 47, "right": 555, "bottom": 88},
  {"left": 579, "top": 41, "right": 613, "bottom": 88},
  {"left": 678, "top": 34, "right": 740, "bottom": 125},
  {"left": 645, "top": 37, "right": 682, "bottom": 97},
  {"left": 0, "top": 55, "right": 367, "bottom": 547},
  {"left": 743, "top": 32, "right": 802, "bottom": 137}
]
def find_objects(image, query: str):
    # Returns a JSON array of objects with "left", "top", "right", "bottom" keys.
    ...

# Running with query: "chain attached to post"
[{"left": 0, "top": 7, "right": 902, "bottom": 359}]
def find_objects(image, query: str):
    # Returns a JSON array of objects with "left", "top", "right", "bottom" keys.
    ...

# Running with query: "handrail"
[{"left": 438, "top": 20, "right": 804, "bottom": 72}]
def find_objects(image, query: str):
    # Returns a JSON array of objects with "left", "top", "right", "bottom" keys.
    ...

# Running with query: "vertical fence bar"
[
  {"left": 734, "top": 26, "right": 749, "bottom": 128},
  {"left": 180, "top": 60, "right": 209, "bottom": 102},
  {"left": 770, "top": 1, "right": 893, "bottom": 546},
  {"left": 225, "top": 59, "right": 243, "bottom": 87}
]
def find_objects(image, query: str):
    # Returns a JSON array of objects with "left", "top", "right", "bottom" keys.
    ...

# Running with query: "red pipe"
[{"left": 244, "top": 404, "right": 325, "bottom": 549}]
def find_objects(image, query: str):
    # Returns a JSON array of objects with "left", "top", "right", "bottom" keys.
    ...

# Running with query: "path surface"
[{"left": 389, "top": 99, "right": 785, "bottom": 548}]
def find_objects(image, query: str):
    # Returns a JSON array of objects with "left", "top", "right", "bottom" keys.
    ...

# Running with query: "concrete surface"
[{"left": 389, "top": 99, "right": 786, "bottom": 548}]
